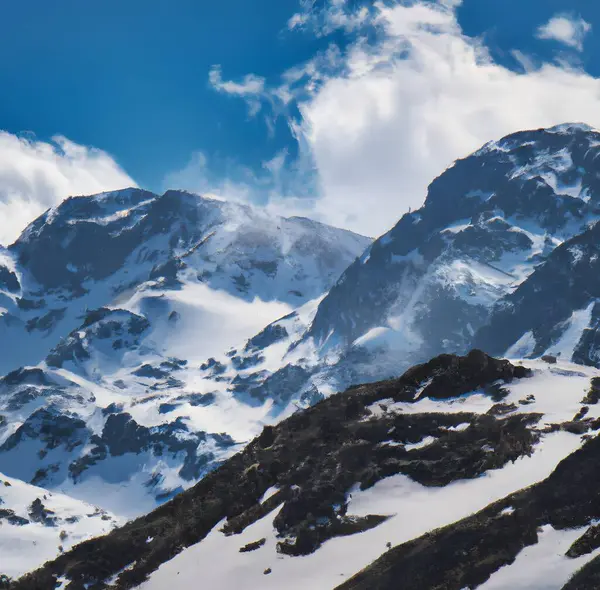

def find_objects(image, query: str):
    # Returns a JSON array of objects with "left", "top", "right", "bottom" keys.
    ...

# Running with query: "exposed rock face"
[
  {"left": 475, "top": 220, "right": 600, "bottom": 361},
  {"left": 310, "top": 124, "right": 600, "bottom": 352},
  {"left": 13, "top": 351, "right": 580, "bottom": 590},
  {"left": 46, "top": 309, "right": 150, "bottom": 368},
  {"left": 0, "top": 265, "right": 19, "bottom": 293}
]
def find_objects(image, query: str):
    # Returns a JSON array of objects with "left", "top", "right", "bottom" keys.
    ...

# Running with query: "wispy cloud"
[
  {"left": 208, "top": 65, "right": 265, "bottom": 96},
  {"left": 178, "top": 1, "right": 600, "bottom": 238},
  {"left": 536, "top": 13, "right": 592, "bottom": 52},
  {"left": 163, "top": 145, "right": 318, "bottom": 213},
  {"left": 0, "top": 133, "right": 135, "bottom": 245},
  {"left": 208, "top": 65, "right": 266, "bottom": 116},
  {"left": 287, "top": 0, "right": 373, "bottom": 37}
]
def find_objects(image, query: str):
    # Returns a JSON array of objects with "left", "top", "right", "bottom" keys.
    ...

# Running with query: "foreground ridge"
[{"left": 12, "top": 350, "right": 600, "bottom": 589}]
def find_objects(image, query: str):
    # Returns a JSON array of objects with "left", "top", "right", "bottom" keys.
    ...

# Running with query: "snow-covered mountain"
[
  {"left": 10, "top": 122, "right": 600, "bottom": 588},
  {"left": 1, "top": 187, "right": 370, "bottom": 374},
  {"left": 13, "top": 351, "right": 600, "bottom": 590},
  {"left": 208, "top": 122, "right": 600, "bottom": 413},
  {"left": 7, "top": 123, "right": 600, "bottom": 520},
  {"left": 0, "top": 189, "right": 370, "bottom": 515}
]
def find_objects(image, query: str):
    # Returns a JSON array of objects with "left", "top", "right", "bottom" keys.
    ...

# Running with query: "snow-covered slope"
[
  {"left": 137, "top": 358, "right": 600, "bottom": 590},
  {"left": 0, "top": 188, "right": 370, "bottom": 517},
  {"left": 0, "top": 471, "right": 120, "bottom": 580},
  {"left": 14, "top": 352, "right": 600, "bottom": 590}
]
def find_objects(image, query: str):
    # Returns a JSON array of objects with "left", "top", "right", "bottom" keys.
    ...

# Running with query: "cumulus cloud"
[
  {"left": 186, "top": 0, "right": 600, "bottom": 238},
  {"left": 0, "top": 132, "right": 135, "bottom": 245},
  {"left": 296, "top": 1, "right": 600, "bottom": 235},
  {"left": 536, "top": 13, "right": 592, "bottom": 51}
]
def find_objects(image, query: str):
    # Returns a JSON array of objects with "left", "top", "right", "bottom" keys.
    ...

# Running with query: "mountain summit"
[
  {"left": 220, "top": 122, "right": 600, "bottom": 409},
  {"left": 0, "top": 188, "right": 370, "bottom": 523}
]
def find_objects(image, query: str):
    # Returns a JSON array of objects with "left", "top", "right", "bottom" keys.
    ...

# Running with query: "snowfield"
[{"left": 0, "top": 471, "right": 120, "bottom": 579}]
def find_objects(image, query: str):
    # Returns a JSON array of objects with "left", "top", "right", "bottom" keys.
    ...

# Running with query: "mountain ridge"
[{"left": 10, "top": 350, "right": 600, "bottom": 590}]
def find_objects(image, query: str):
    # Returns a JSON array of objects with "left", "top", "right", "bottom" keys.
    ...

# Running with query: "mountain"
[
  {"left": 11, "top": 351, "right": 600, "bottom": 590},
  {"left": 7, "top": 122, "right": 600, "bottom": 520},
  {"left": 0, "top": 189, "right": 370, "bottom": 515},
  {"left": 9, "top": 122, "right": 600, "bottom": 587},
  {"left": 0, "top": 187, "right": 370, "bottom": 374},
  {"left": 207, "top": 122, "right": 600, "bottom": 414}
]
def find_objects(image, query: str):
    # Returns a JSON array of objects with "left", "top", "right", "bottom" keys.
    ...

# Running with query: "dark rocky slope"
[
  {"left": 338, "top": 429, "right": 600, "bottom": 590},
  {"left": 475, "top": 218, "right": 600, "bottom": 363},
  {"left": 11, "top": 350, "right": 546, "bottom": 590}
]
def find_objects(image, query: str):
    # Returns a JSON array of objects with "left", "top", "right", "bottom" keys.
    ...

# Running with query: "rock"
[
  {"left": 566, "top": 524, "right": 600, "bottom": 558},
  {"left": 28, "top": 498, "right": 57, "bottom": 527},
  {"left": 239, "top": 538, "right": 266, "bottom": 553},
  {"left": 133, "top": 364, "right": 170, "bottom": 379},
  {"left": 582, "top": 377, "right": 600, "bottom": 404},
  {"left": 573, "top": 406, "right": 590, "bottom": 421},
  {"left": 0, "top": 509, "right": 28, "bottom": 526},
  {"left": 258, "top": 426, "right": 276, "bottom": 449},
  {"left": 245, "top": 321, "right": 291, "bottom": 352}
]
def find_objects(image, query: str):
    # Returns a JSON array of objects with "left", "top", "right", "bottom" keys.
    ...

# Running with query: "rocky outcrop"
[{"left": 12, "top": 351, "right": 549, "bottom": 590}]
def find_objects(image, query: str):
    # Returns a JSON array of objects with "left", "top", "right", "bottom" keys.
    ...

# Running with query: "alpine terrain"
[
  {"left": 6, "top": 122, "right": 600, "bottom": 588},
  {"left": 0, "top": 188, "right": 370, "bottom": 576}
]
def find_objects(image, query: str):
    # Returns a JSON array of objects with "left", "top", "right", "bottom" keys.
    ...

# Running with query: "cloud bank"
[
  {"left": 0, "top": 133, "right": 135, "bottom": 245},
  {"left": 194, "top": 0, "right": 600, "bottom": 238}
]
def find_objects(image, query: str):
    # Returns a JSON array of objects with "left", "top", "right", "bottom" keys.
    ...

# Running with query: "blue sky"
[
  {"left": 0, "top": 0, "right": 345, "bottom": 190},
  {"left": 1, "top": 0, "right": 600, "bottom": 242}
]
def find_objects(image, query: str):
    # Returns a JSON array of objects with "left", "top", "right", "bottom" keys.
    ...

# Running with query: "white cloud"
[
  {"left": 183, "top": 1, "right": 600, "bottom": 238},
  {"left": 208, "top": 65, "right": 266, "bottom": 117},
  {"left": 208, "top": 65, "right": 265, "bottom": 96},
  {"left": 287, "top": 0, "right": 373, "bottom": 37},
  {"left": 288, "top": 12, "right": 310, "bottom": 31},
  {"left": 163, "top": 146, "right": 319, "bottom": 219},
  {"left": 297, "top": 2, "right": 600, "bottom": 235},
  {"left": 536, "top": 13, "right": 592, "bottom": 51},
  {"left": 0, "top": 132, "right": 135, "bottom": 245}
]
